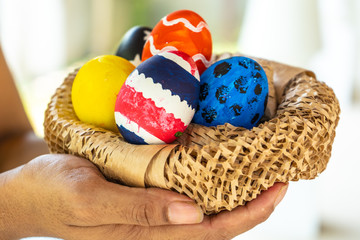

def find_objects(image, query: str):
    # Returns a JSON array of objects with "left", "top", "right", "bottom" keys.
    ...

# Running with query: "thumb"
[{"left": 87, "top": 182, "right": 204, "bottom": 227}]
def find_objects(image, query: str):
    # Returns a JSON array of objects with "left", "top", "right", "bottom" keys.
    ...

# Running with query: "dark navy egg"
[
  {"left": 193, "top": 56, "right": 268, "bottom": 129},
  {"left": 115, "top": 26, "right": 152, "bottom": 66}
]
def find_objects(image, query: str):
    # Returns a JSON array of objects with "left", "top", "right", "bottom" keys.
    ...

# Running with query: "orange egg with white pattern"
[{"left": 142, "top": 10, "right": 212, "bottom": 74}]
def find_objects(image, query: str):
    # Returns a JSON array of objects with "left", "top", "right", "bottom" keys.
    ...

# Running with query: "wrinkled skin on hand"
[{"left": 1, "top": 154, "right": 287, "bottom": 240}]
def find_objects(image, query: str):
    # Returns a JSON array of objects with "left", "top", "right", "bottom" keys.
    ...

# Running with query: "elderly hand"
[{"left": 0, "top": 154, "right": 287, "bottom": 240}]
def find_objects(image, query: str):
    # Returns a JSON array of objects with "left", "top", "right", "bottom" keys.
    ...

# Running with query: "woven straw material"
[{"left": 44, "top": 53, "right": 340, "bottom": 214}]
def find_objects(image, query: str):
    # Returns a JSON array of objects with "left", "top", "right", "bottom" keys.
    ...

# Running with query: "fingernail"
[
  {"left": 274, "top": 183, "right": 288, "bottom": 207},
  {"left": 168, "top": 201, "right": 204, "bottom": 224}
]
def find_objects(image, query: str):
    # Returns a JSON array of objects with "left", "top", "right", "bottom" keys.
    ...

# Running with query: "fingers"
[
  {"left": 39, "top": 154, "right": 287, "bottom": 239},
  {"left": 62, "top": 183, "right": 288, "bottom": 240},
  {"left": 82, "top": 183, "right": 204, "bottom": 227},
  {"left": 206, "top": 182, "right": 289, "bottom": 238},
  {"left": 106, "top": 183, "right": 288, "bottom": 240},
  {"left": 28, "top": 155, "right": 203, "bottom": 229},
  {"left": 244, "top": 182, "right": 288, "bottom": 224},
  {"left": 63, "top": 220, "right": 208, "bottom": 240}
]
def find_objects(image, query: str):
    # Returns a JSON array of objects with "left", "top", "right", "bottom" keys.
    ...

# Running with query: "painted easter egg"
[
  {"left": 115, "top": 51, "right": 200, "bottom": 145},
  {"left": 193, "top": 56, "right": 269, "bottom": 129},
  {"left": 142, "top": 10, "right": 212, "bottom": 74},
  {"left": 115, "top": 26, "right": 152, "bottom": 66},
  {"left": 72, "top": 55, "right": 135, "bottom": 132}
]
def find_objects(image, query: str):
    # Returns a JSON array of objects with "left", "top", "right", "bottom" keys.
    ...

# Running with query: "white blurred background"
[{"left": 0, "top": 0, "right": 359, "bottom": 239}]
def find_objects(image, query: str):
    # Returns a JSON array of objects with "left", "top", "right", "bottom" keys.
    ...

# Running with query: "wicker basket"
[{"left": 44, "top": 53, "right": 340, "bottom": 214}]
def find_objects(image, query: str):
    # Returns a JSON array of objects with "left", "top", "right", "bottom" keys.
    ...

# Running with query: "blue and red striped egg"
[{"left": 115, "top": 51, "right": 200, "bottom": 145}]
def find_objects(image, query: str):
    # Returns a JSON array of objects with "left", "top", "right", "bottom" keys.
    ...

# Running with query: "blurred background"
[{"left": 1, "top": 0, "right": 359, "bottom": 239}]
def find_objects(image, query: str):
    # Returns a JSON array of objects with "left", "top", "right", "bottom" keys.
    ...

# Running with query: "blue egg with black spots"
[{"left": 193, "top": 56, "right": 268, "bottom": 129}]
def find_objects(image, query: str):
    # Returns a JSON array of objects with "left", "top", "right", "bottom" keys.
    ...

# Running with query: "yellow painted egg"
[{"left": 71, "top": 55, "right": 135, "bottom": 132}]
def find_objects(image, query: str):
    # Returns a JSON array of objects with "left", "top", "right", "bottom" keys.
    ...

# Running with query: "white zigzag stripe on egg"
[
  {"left": 114, "top": 111, "right": 165, "bottom": 144},
  {"left": 161, "top": 16, "right": 209, "bottom": 33},
  {"left": 147, "top": 36, "right": 211, "bottom": 69},
  {"left": 125, "top": 69, "right": 196, "bottom": 125},
  {"left": 192, "top": 53, "right": 212, "bottom": 68},
  {"left": 158, "top": 51, "right": 200, "bottom": 80},
  {"left": 148, "top": 36, "right": 178, "bottom": 55}
]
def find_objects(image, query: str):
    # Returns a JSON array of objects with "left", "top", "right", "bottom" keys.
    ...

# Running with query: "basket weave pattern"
[
  {"left": 44, "top": 54, "right": 340, "bottom": 214},
  {"left": 167, "top": 73, "right": 339, "bottom": 213}
]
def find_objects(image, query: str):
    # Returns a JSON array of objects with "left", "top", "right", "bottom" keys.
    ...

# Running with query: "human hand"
[{"left": 1, "top": 154, "right": 287, "bottom": 240}]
